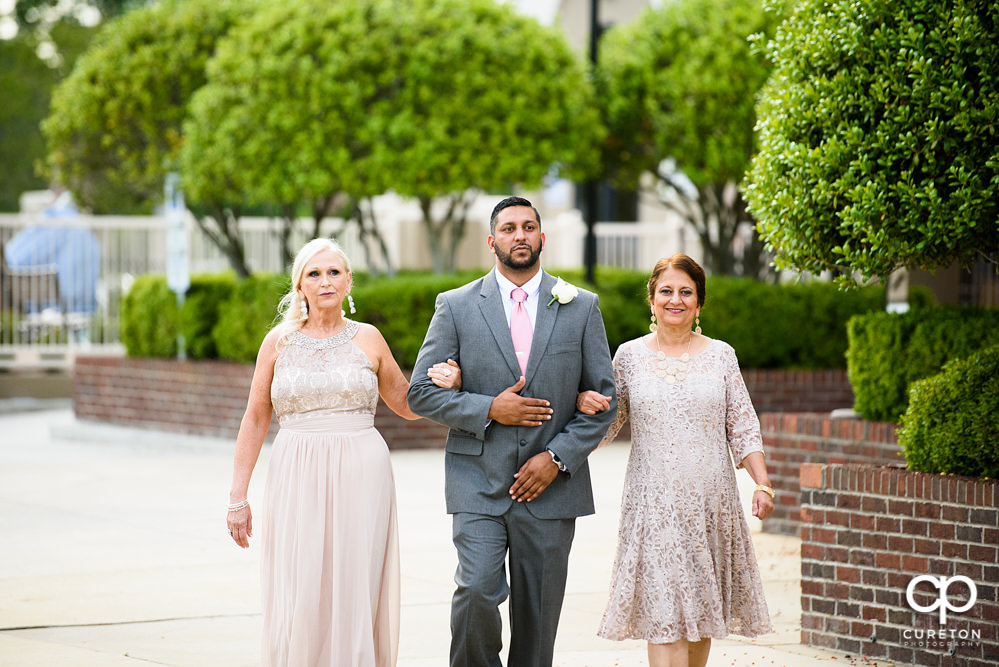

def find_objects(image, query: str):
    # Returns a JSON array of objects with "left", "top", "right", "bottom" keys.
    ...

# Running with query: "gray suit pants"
[{"left": 450, "top": 502, "right": 575, "bottom": 667}]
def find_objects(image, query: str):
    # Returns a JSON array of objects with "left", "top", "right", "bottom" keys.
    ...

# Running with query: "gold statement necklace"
[{"left": 655, "top": 331, "right": 693, "bottom": 384}]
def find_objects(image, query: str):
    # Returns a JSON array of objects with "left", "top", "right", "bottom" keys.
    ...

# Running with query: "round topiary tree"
[
  {"left": 41, "top": 0, "right": 253, "bottom": 214},
  {"left": 41, "top": 0, "right": 259, "bottom": 276},
  {"left": 744, "top": 0, "right": 999, "bottom": 283},
  {"left": 181, "top": 0, "right": 600, "bottom": 274},
  {"left": 596, "top": 0, "right": 788, "bottom": 278}
]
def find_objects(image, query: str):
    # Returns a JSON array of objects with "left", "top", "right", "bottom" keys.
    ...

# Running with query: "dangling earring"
[
  {"left": 300, "top": 298, "right": 308, "bottom": 320},
  {"left": 348, "top": 294, "right": 356, "bottom": 315},
  {"left": 649, "top": 312, "right": 658, "bottom": 333},
  {"left": 694, "top": 314, "right": 702, "bottom": 335}
]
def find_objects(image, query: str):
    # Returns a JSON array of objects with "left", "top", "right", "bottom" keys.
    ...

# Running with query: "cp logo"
[{"left": 905, "top": 575, "right": 977, "bottom": 624}]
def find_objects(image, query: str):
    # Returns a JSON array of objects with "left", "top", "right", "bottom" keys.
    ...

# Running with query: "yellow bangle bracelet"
[{"left": 754, "top": 484, "right": 776, "bottom": 499}]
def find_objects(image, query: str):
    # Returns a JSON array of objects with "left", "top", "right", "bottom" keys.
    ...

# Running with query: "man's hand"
[
  {"left": 488, "top": 376, "right": 553, "bottom": 427},
  {"left": 509, "top": 451, "right": 559, "bottom": 502}
]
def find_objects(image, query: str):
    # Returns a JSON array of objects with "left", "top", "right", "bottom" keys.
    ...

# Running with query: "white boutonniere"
[{"left": 547, "top": 278, "right": 579, "bottom": 307}]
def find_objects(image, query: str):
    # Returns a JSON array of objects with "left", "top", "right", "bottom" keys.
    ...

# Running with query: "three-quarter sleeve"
[
  {"left": 599, "top": 345, "right": 630, "bottom": 447},
  {"left": 722, "top": 344, "right": 764, "bottom": 466}
]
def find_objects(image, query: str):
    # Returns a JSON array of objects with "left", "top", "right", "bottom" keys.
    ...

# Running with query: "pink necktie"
[{"left": 510, "top": 287, "right": 532, "bottom": 376}]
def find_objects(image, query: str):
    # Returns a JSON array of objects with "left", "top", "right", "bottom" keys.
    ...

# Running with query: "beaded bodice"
[{"left": 270, "top": 320, "right": 379, "bottom": 423}]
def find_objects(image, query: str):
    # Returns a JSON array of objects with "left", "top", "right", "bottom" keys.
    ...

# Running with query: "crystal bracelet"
[{"left": 227, "top": 499, "right": 249, "bottom": 512}]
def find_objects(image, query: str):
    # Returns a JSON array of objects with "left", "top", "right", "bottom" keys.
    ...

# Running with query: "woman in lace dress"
[
  {"left": 579, "top": 253, "right": 774, "bottom": 667},
  {"left": 225, "top": 239, "right": 459, "bottom": 667}
]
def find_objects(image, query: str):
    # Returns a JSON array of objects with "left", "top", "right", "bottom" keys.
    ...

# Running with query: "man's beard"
[{"left": 495, "top": 241, "right": 541, "bottom": 271}]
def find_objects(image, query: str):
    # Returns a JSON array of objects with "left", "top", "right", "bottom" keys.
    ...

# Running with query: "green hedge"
[
  {"left": 121, "top": 274, "right": 182, "bottom": 358},
  {"left": 352, "top": 271, "right": 477, "bottom": 368},
  {"left": 898, "top": 345, "right": 999, "bottom": 479},
  {"left": 847, "top": 307, "right": 999, "bottom": 423},
  {"left": 702, "top": 277, "right": 886, "bottom": 369},
  {"left": 212, "top": 273, "right": 290, "bottom": 363},
  {"left": 121, "top": 272, "right": 270, "bottom": 362},
  {"left": 122, "top": 269, "right": 886, "bottom": 370}
]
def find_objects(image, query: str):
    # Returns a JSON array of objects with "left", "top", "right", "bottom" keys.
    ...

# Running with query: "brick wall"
[
  {"left": 760, "top": 414, "right": 902, "bottom": 535},
  {"left": 74, "top": 356, "right": 260, "bottom": 439},
  {"left": 74, "top": 356, "right": 447, "bottom": 448},
  {"left": 800, "top": 463, "right": 999, "bottom": 666},
  {"left": 73, "top": 357, "right": 855, "bottom": 450},
  {"left": 743, "top": 368, "right": 853, "bottom": 414}
]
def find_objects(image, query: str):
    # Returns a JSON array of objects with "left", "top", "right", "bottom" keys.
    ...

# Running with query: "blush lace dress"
[
  {"left": 262, "top": 321, "right": 399, "bottom": 667},
  {"left": 597, "top": 337, "right": 772, "bottom": 644}
]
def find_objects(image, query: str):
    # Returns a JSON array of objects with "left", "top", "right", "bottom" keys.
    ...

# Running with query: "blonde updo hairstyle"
[
  {"left": 647, "top": 253, "right": 706, "bottom": 307},
  {"left": 274, "top": 238, "right": 352, "bottom": 346}
]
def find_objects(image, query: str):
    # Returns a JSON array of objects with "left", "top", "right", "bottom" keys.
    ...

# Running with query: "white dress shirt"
[{"left": 494, "top": 269, "right": 543, "bottom": 331}]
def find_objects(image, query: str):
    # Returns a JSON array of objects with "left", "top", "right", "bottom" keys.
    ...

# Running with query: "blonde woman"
[{"left": 226, "top": 238, "right": 459, "bottom": 666}]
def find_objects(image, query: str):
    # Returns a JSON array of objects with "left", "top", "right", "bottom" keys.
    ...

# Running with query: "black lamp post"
[{"left": 582, "top": 0, "right": 600, "bottom": 285}]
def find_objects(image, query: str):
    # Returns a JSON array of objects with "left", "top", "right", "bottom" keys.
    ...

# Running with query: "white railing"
[
  {"left": 0, "top": 207, "right": 695, "bottom": 369},
  {"left": 0, "top": 212, "right": 365, "bottom": 368}
]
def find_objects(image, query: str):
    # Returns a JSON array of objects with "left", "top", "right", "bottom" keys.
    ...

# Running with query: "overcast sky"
[{"left": 508, "top": 0, "right": 560, "bottom": 25}]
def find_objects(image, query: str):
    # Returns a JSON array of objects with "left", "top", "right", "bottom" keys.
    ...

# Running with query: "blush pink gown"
[{"left": 262, "top": 321, "right": 399, "bottom": 666}]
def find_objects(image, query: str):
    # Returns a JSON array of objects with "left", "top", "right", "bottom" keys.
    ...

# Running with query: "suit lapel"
[
  {"left": 479, "top": 269, "right": 522, "bottom": 379},
  {"left": 525, "top": 271, "right": 558, "bottom": 382}
]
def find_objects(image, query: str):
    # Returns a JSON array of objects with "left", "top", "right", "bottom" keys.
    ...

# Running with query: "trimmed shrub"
[
  {"left": 847, "top": 307, "right": 999, "bottom": 422},
  {"left": 898, "top": 345, "right": 999, "bottom": 478},
  {"left": 180, "top": 273, "right": 236, "bottom": 360},
  {"left": 560, "top": 270, "right": 884, "bottom": 369},
  {"left": 121, "top": 273, "right": 239, "bottom": 360},
  {"left": 121, "top": 274, "right": 180, "bottom": 358},
  {"left": 122, "top": 268, "right": 887, "bottom": 370},
  {"left": 212, "top": 273, "right": 290, "bottom": 364},
  {"left": 545, "top": 267, "right": 649, "bottom": 360},
  {"left": 694, "top": 277, "right": 885, "bottom": 369},
  {"left": 352, "top": 271, "right": 478, "bottom": 368}
]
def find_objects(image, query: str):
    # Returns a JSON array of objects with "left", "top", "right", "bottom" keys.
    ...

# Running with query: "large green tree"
[
  {"left": 596, "top": 0, "right": 786, "bottom": 278},
  {"left": 0, "top": 19, "right": 99, "bottom": 211},
  {"left": 41, "top": 0, "right": 257, "bottom": 274},
  {"left": 181, "top": 0, "right": 600, "bottom": 275},
  {"left": 0, "top": 34, "right": 54, "bottom": 211},
  {"left": 379, "top": 0, "right": 600, "bottom": 273},
  {"left": 744, "top": 0, "right": 999, "bottom": 283}
]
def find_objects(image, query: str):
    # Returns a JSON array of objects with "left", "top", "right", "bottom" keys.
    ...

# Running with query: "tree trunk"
[
  {"left": 419, "top": 195, "right": 448, "bottom": 274},
  {"left": 354, "top": 198, "right": 396, "bottom": 277},
  {"left": 278, "top": 203, "right": 296, "bottom": 270},
  {"left": 420, "top": 192, "right": 476, "bottom": 274},
  {"left": 194, "top": 206, "right": 251, "bottom": 278},
  {"left": 362, "top": 200, "right": 396, "bottom": 277},
  {"left": 651, "top": 171, "right": 771, "bottom": 279}
]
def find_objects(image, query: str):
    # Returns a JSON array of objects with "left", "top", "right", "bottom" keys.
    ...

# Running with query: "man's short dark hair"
[{"left": 489, "top": 196, "right": 541, "bottom": 235}]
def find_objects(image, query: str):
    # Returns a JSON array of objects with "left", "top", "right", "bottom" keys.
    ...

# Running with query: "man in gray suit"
[{"left": 407, "top": 196, "right": 617, "bottom": 667}]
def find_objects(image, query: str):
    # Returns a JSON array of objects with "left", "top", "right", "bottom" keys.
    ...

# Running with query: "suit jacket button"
[{"left": 520, "top": 439, "right": 527, "bottom": 447}]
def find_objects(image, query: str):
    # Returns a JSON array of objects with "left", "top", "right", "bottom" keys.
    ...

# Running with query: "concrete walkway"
[{"left": 0, "top": 408, "right": 861, "bottom": 666}]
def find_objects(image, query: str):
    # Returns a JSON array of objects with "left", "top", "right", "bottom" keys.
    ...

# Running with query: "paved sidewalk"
[{"left": 0, "top": 408, "right": 860, "bottom": 666}]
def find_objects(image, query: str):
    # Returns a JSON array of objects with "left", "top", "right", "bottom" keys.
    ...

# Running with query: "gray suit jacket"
[{"left": 407, "top": 269, "right": 617, "bottom": 519}]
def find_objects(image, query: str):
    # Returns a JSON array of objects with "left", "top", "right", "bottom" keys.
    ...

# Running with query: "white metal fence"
[
  {"left": 0, "top": 209, "right": 686, "bottom": 369},
  {"left": 0, "top": 212, "right": 365, "bottom": 368}
]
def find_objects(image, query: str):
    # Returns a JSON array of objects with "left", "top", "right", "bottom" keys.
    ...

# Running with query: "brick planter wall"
[
  {"left": 74, "top": 356, "right": 260, "bottom": 439},
  {"left": 73, "top": 356, "right": 447, "bottom": 448},
  {"left": 73, "top": 357, "right": 855, "bottom": 450},
  {"left": 799, "top": 463, "right": 999, "bottom": 666},
  {"left": 743, "top": 368, "right": 853, "bottom": 414},
  {"left": 760, "top": 414, "right": 902, "bottom": 535}
]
